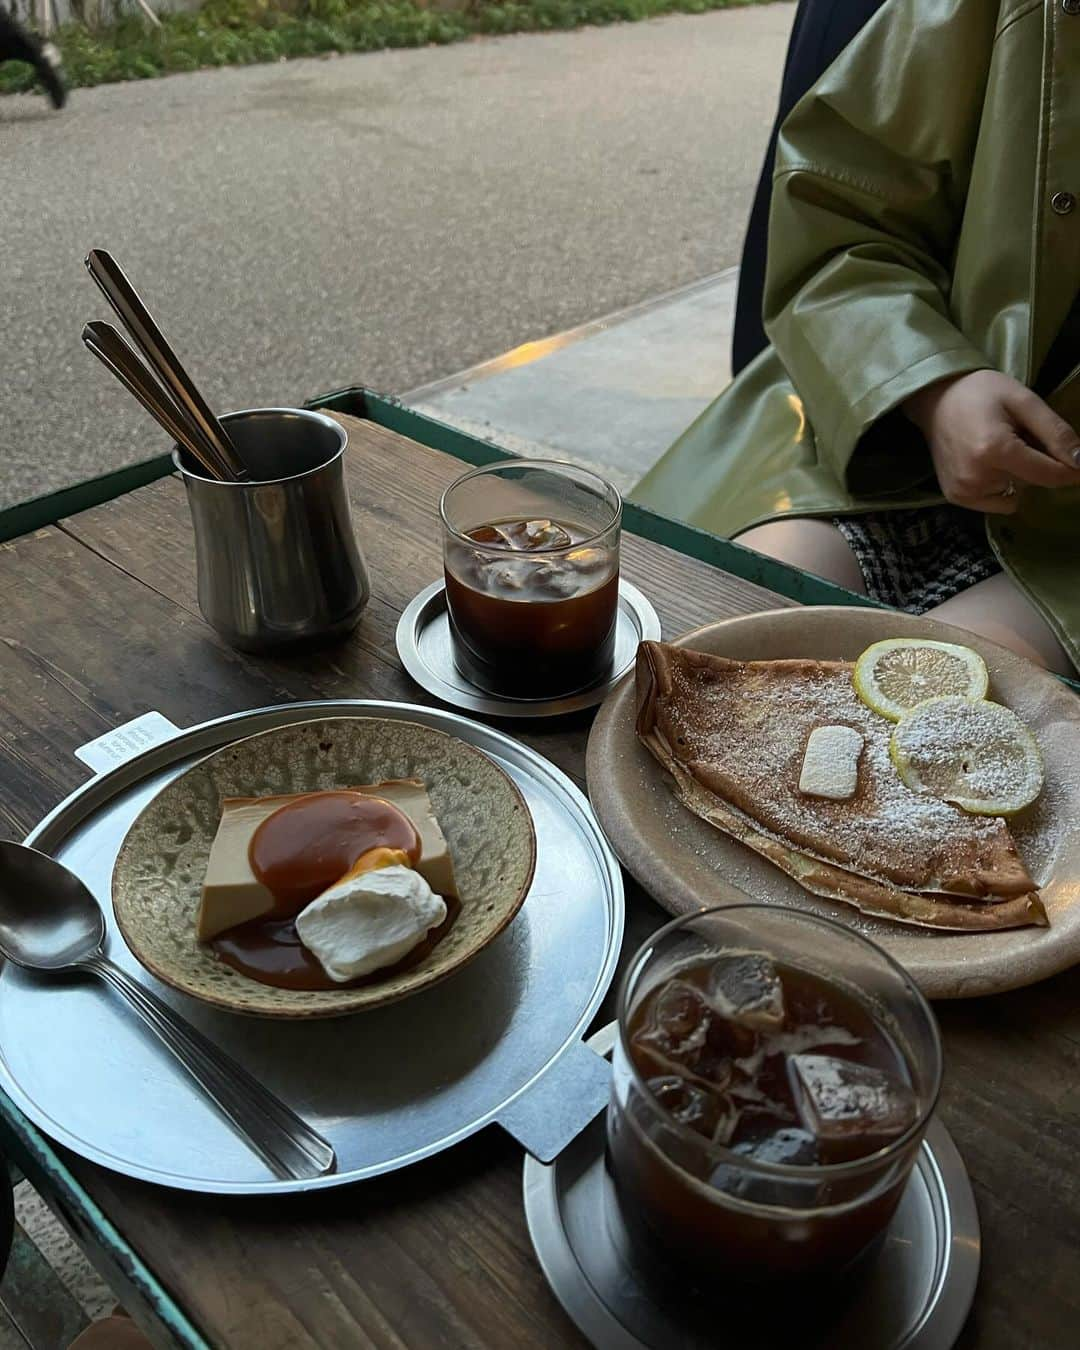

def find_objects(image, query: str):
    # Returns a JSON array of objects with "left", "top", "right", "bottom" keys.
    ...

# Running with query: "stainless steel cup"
[{"left": 174, "top": 407, "right": 370, "bottom": 653}]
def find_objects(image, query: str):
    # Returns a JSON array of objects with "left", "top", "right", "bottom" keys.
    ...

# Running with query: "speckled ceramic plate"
[
  {"left": 586, "top": 608, "right": 1080, "bottom": 999},
  {"left": 113, "top": 717, "right": 536, "bottom": 1017}
]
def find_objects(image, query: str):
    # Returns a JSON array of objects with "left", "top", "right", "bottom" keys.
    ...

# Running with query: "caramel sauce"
[
  {"left": 208, "top": 791, "right": 455, "bottom": 992},
  {"left": 250, "top": 791, "right": 421, "bottom": 913},
  {"left": 212, "top": 895, "right": 462, "bottom": 991}
]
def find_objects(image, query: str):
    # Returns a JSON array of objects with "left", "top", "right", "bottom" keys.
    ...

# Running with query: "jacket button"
[
  {"left": 1052, "top": 191, "right": 1076, "bottom": 215},
  {"left": 1064, "top": 0, "right": 1080, "bottom": 14}
]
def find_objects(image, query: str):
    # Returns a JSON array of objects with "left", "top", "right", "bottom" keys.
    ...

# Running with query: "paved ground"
[
  {"left": 0, "top": 6, "right": 792, "bottom": 507},
  {"left": 407, "top": 268, "right": 740, "bottom": 489}
]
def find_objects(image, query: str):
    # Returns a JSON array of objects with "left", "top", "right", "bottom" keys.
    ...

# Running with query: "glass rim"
[
  {"left": 438, "top": 458, "right": 623, "bottom": 554},
  {"left": 614, "top": 903, "right": 944, "bottom": 1182}
]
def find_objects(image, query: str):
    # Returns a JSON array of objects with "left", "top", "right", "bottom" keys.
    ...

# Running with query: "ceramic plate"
[
  {"left": 113, "top": 716, "right": 536, "bottom": 1016},
  {"left": 586, "top": 607, "right": 1080, "bottom": 998}
]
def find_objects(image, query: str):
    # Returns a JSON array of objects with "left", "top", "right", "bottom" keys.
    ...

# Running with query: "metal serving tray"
[{"left": 0, "top": 701, "right": 624, "bottom": 1195}]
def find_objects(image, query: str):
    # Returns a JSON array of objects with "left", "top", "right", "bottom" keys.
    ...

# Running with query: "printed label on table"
[{"left": 75, "top": 711, "right": 181, "bottom": 773}]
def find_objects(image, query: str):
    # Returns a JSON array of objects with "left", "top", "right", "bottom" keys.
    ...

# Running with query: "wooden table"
[{"left": 1, "top": 416, "right": 1078, "bottom": 1350}]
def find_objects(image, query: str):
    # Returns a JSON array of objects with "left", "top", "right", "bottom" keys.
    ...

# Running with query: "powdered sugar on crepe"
[{"left": 659, "top": 655, "right": 1030, "bottom": 898}]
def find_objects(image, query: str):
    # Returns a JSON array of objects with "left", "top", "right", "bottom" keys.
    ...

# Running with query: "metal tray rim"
[{"left": 8, "top": 699, "right": 625, "bottom": 1194}]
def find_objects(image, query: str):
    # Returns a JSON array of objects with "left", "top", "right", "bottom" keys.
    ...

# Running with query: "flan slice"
[{"left": 198, "top": 780, "right": 457, "bottom": 941}]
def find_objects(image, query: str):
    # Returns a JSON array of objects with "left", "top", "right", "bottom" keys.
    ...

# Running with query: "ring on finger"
[{"left": 999, "top": 479, "right": 1017, "bottom": 499}]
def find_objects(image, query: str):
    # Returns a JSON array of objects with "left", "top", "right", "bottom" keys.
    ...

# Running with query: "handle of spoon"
[
  {"left": 85, "top": 249, "right": 247, "bottom": 480},
  {"left": 82, "top": 323, "right": 232, "bottom": 481},
  {"left": 79, "top": 954, "right": 335, "bottom": 1182}
]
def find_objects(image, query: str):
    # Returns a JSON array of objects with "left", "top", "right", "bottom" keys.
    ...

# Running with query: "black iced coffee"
[
  {"left": 444, "top": 517, "right": 619, "bottom": 697},
  {"left": 608, "top": 911, "right": 941, "bottom": 1292},
  {"left": 440, "top": 461, "right": 622, "bottom": 700}
]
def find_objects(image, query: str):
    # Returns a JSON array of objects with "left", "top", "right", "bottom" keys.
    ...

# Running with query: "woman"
[{"left": 634, "top": 0, "right": 1080, "bottom": 675}]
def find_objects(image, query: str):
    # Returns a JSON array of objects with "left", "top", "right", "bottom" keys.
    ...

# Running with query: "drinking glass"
[
  {"left": 440, "top": 460, "right": 621, "bottom": 698},
  {"left": 607, "top": 905, "right": 942, "bottom": 1292}
]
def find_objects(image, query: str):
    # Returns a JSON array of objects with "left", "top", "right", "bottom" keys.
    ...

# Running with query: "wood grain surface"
[{"left": 0, "top": 417, "right": 1077, "bottom": 1348}]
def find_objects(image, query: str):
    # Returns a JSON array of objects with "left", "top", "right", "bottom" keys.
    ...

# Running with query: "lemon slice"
[
  {"left": 853, "top": 638, "right": 988, "bottom": 722},
  {"left": 890, "top": 695, "right": 1043, "bottom": 815}
]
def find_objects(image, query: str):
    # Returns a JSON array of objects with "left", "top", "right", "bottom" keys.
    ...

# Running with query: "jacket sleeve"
[{"left": 763, "top": 0, "right": 1001, "bottom": 494}]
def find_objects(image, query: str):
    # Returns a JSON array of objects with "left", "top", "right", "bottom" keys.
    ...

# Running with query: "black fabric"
[
  {"left": 834, "top": 506, "right": 1000, "bottom": 612},
  {"left": 1036, "top": 293, "right": 1080, "bottom": 395},
  {"left": 0, "top": 6, "right": 41, "bottom": 66},
  {"left": 732, "top": 0, "right": 891, "bottom": 375}
]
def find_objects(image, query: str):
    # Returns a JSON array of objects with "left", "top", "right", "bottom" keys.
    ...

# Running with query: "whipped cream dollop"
[{"left": 294, "top": 864, "right": 447, "bottom": 982}]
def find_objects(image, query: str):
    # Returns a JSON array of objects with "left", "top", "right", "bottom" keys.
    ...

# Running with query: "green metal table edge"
[
  {"left": 0, "top": 1083, "right": 207, "bottom": 1349},
  {"left": 308, "top": 386, "right": 891, "bottom": 612},
  {"left": 0, "top": 384, "right": 1074, "bottom": 1349},
  {"left": 0, "top": 385, "right": 883, "bottom": 613}
]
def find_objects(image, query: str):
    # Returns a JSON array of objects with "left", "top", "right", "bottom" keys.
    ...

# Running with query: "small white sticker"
[{"left": 75, "top": 712, "right": 181, "bottom": 774}]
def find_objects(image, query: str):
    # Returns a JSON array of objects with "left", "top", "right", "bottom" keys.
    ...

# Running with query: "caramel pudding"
[{"left": 198, "top": 781, "right": 459, "bottom": 991}]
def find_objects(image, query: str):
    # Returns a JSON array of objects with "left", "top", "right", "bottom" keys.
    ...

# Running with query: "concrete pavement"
[{"left": 0, "top": 7, "right": 792, "bottom": 506}]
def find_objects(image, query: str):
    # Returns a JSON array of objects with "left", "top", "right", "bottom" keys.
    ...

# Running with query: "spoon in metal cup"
[
  {"left": 82, "top": 322, "right": 230, "bottom": 482},
  {"left": 84, "top": 248, "right": 248, "bottom": 480},
  {"left": 0, "top": 841, "right": 335, "bottom": 1182}
]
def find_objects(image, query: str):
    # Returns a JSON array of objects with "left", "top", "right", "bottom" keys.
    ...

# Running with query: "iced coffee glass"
[
  {"left": 607, "top": 905, "right": 942, "bottom": 1289},
  {"left": 440, "top": 461, "right": 621, "bottom": 698}
]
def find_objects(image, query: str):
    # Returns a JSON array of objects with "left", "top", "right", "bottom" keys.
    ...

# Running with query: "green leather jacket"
[{"left": 634, "top": 0, "right": 1080, "bottom": 667}]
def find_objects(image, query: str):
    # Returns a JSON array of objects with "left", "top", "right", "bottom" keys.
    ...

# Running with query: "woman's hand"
[{"left": 903, "top": 371, "right": 1080, "bottom": 514}]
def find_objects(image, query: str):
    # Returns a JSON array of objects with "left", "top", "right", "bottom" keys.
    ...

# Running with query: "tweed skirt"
[{"left": 833, "top": 506, "right": 1001, "bottom": 613}]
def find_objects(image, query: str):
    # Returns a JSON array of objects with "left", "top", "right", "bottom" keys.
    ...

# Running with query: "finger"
[
  {"left": 995, "top": 435, "right": 1080, "bottom": 488},
  {"left": 941, "top": 478, "right": 1018, "bottom": 512},
  {"left": 1004, "top": 387, "right": 1080, "bottom": 468}
]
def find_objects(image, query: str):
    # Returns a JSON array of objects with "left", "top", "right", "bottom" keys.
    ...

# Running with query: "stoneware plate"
[
  {"left": 586, "top": 607, "right": 1080, "bottom": 999},
  {"left": 112, "top": 717, "right": 536, "bottom": 1017}
]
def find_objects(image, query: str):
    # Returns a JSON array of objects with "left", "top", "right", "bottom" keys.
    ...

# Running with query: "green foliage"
[{"left": 0, "top": 0, "right": 755, "bottom": 93}]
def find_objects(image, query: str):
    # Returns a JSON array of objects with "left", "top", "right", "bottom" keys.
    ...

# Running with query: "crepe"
[
  {"left": 636, "top": 642, "right": 1046, "bottom": 932},
  {"left": 113, "top": 717, "right": 537, "bottom": 1017}
]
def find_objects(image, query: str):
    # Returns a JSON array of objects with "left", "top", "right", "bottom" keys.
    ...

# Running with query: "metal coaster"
[
  {"left": 395, "top": 580, "right": 661, "bottom": 718},
  {"left": 524, "top": 1024, "right": 980, "bottom": 1350}
]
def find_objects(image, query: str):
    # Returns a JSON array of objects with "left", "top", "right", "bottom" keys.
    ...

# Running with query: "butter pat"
[
  {"left": 294, "top": 865, "right": 447, "bottom": 981},
  {"left": 799, "top": 725, "right": 864, "bottom": 801},
  {"left": 198, "top": 780, "right": 457, "bottom": 942}
]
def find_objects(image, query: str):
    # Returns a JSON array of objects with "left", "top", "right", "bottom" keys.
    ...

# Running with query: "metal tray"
[
  {"left": 525, "top": 1024, "right": 980, "bottom": 1350},
  {"left": 395, "top": 579, "right": 660, "bottom": 718},
  {"left": 0, "top": 701, "right": 624, "bottom": 1195}
]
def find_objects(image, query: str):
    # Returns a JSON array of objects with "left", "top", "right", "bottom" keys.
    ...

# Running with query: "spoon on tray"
[{"left": 0, "top": 841, "right": 335, "bottom": 1182}]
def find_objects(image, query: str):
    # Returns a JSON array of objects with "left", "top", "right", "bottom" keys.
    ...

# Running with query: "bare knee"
[
  {"left": 735, "top": 519, "right": 867, "bottom": 595},
  {"left": 928, "top": 575, "right": 1074, "bottom": 676}
]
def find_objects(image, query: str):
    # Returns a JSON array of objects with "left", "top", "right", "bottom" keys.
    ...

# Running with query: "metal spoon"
[
  {"left": 84, "top": 249, "right": 248, "bottom": 480},
  {"left": 0, "top": 842, "right": 335, "bottom": 1182},
  {"left": 82, "top": 322, "right": 230, "bottom": 482}
]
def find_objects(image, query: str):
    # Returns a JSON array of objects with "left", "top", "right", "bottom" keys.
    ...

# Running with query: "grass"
[{"left": 0, "top": 0, "right": 759, "bottom": 93}]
